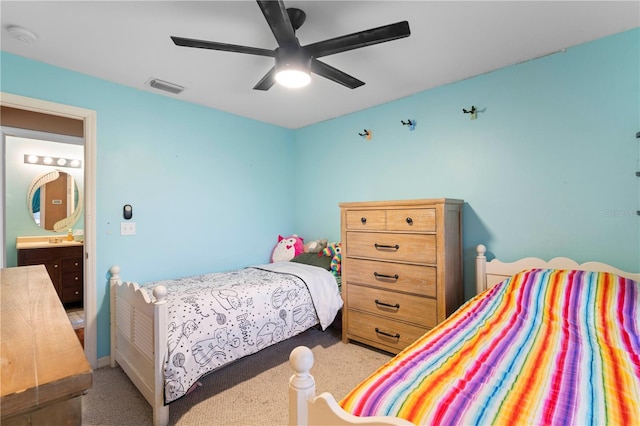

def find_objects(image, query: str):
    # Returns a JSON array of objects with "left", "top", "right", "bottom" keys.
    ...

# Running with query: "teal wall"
[
  {"left": 294, "top": 28, "right": 640, "bottom": 295},
  {"left": 2, "top": 28, "right": 638, "bottom": 359},
  {"left": 2, "top": 53, "right": 296, "bottom": 358}
]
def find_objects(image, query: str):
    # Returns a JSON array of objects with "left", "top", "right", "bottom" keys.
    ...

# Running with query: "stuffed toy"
[
  {"left": 271, "top": 234, "right": 304, "bottom": 263},
  {"left": 304, "top": 238, "right": 327, "bottom": 254},
  {"left": 321, "top": 242, "right": 342, "bottom": 277}
]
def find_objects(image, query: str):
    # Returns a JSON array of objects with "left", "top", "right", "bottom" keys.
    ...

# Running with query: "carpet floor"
[{"left": 82, "top": 325, "right": 392, "bottom": 425}]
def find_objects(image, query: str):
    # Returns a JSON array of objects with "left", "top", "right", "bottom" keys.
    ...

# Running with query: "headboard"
[{"left": 475, "top": 244, "right": 640, "bottom": 294}]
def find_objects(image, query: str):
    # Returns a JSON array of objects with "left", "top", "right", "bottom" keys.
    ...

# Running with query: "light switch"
[{"left": 120, "top": 222, "right": 136, "bottom": 236}]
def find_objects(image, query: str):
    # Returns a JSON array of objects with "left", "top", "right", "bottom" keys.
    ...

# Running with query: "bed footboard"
[
  {"left": 109, "top": 266, "right": 169, "bottom": 426},
  {"left": 289, "top": 346, "right": 411, "bottom": 426}
]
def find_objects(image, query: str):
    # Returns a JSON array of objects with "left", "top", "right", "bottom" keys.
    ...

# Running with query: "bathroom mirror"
[{"left": 27, "top": 170, "right": 82, "bottom": 232}]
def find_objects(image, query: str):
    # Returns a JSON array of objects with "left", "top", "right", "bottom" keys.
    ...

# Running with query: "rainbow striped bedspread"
[{"left": 340, "top": 269, "right": 640, "bottom": 425}]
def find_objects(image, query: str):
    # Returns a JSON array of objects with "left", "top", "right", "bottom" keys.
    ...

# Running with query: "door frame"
[{"left": 1, "top": 92, "right": 97, "bottom": 368}]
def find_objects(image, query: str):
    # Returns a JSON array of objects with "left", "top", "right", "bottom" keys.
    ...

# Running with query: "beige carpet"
[{"left": 82, "top": 325, "right": 392, "bottom": 425}]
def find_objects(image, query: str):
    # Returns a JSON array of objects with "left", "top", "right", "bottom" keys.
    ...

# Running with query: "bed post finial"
[
  {"left": 289, "top": 346, "right": 315, "bottom": 426},
  {"left": 476, "top": 244, "right": 487, "bottom": 295},
  {"left": 153, "top": 285, "right": 168, "bottom": 304},
  {"left": 109, "top": 265, "right": 121, "bottom": 281}
]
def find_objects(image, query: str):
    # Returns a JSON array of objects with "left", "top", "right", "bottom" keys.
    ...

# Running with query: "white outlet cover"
[{"left": 120, "top": 222, "right": 136, "bottom": 236}]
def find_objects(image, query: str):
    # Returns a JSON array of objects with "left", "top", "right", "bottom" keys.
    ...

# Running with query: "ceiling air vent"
[{"left": 148, "top": 78, "right": 184, "bottom": 94}]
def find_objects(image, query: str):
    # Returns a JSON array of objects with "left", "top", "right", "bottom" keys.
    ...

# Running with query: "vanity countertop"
[{"left": 16, "top": 236, "right": 84, "bottom": 250}]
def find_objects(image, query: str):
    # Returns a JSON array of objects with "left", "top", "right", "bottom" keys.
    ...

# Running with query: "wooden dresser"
[
  {"left": 0, "top": 265, "right": 92, "bottom": 425},
  {"left": 340, "top": 199, "right": 464, "bottom": 353},
  {"left": 17, "top": 244, "right": 83, "bottom": 305}
]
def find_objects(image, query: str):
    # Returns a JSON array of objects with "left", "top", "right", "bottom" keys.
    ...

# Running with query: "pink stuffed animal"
[{"left": 271, "top": 234, "right": 304, "bottom": 262}]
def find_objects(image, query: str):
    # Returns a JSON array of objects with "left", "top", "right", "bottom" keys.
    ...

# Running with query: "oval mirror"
[{"left": 26, "top": 170, "right": 82, "bottom": 232}]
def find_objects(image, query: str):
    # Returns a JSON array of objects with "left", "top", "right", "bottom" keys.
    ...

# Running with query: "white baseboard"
[{"left": 97, "top": 356, "right": 111, "bottom": 368}]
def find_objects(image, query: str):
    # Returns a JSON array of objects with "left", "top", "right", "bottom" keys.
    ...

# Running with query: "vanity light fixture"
[{"left": 24, "top": 154, "right": 82, "bottom": 169}]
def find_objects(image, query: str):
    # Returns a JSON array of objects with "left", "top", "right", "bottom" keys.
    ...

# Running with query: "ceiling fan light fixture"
[
  {"left": 275, "top": 50, "right": 311, "bottom": 89},
  {"left": 275, "top": 68, "right": 311, "bottom": 88}
]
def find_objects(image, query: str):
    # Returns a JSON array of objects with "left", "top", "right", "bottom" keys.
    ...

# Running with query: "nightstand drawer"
[
  {"left": 346, "top": 232, "right": 436, "bottom": 264},
  {"left": 387, "top": 208, "right": 435, "bottom": 232},
  {"left": 346, "top": 209, "right": 386, "bottom": 230},
  {"left": 347, "top": 310, "right": 429, "bottom": 353},
  {"left": 347, "top": 258, "right": 436, "bottom": 297}
]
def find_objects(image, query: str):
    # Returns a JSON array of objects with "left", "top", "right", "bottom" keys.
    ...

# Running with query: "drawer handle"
[
  {"left": 54, "top": 264, "right": 59, "bottom": 268},
  {"left": 375, "top": 299, "right": 400, "bottom": 309},
  {"left": 406, "top": 217, "right": 413, "bottom": 225},
  {"left": 75, "top": 276, "right": 79, "bottom": 281},
  {"left": 361, "top": 217, "right": 367, "bottom": 224},
  {"left": 374, "top": 243, "right": 399, "bottom": 250},
  {"left": 75, "top": 291, "right": 79, "bottom": 295},
  {"left": 375, "top": 328, "right": 400, "bottom": 339},
  {"left": 373, "top": 272, "right": 399, "bottom": 281}
]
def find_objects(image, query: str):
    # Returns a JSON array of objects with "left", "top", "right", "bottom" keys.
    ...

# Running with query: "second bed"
[{"left": 110, "top": 260, "right": 342, "bottom": 426}]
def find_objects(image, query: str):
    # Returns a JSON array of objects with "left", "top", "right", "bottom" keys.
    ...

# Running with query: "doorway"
[{"left": 1, "top": 92, "right": 97, "bottom": 368}]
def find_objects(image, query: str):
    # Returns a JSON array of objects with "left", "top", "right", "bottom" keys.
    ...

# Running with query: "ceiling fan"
[{"left": 171, "top": 0, "right": 411, "bottom": 90}]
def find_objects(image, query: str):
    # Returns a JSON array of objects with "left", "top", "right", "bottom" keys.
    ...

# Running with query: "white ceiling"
[{"left": 1, "top": 1, "right": 638, "bottom": 129}]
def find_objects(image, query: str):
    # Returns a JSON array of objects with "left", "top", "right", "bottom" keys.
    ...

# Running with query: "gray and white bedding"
[{"left": 139, "top": 262, "right": 343, "bottom": 403}]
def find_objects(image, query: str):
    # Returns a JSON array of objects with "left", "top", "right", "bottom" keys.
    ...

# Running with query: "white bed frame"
[
  {"left": 109, "top": 263, "right": 338, "bottom": 426},
  {"left": 109, "top": 266, "right": 169, "bottom": 426},
  {"left": 287, "top": 244, "right": 640, "bottom": 426}
]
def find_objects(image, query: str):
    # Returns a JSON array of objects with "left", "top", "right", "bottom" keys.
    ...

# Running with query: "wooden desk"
[{"left": 1, "top": 265, "right": 92, "bottom": 425}]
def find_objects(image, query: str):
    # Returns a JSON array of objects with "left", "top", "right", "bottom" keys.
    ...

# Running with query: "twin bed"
[
  {"left": 288, "top": 244, "right": 640, "bottom": 425},
  {"left": 110, "top": 244, "right": 639, "bottom": 426},
  {"left": 109, "top": 260, "right": 342, "bottom": 426}
]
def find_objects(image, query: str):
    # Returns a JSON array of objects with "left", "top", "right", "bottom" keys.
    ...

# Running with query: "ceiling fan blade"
[
  {"left": 253, "top": 67, "right": 277, "bottom": 91},
  {"left": 304, "top": 21, "right": 410, "bottom": 58},
  {"left": 311, "top": 59, "right": 365, "bottom": 89},
  {"left": 171, "top": 36, "right": 275, "bottom": 57},
  {"left": 256, "top": 0, "right": 298, "bottom": 48}
]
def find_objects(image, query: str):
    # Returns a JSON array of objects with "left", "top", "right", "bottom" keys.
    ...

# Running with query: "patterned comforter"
[
  {"left": 340, "top": 269, "right": 640, "bottom": 425},
  {"left": 140, "top": 262, "right": 342, "bottom": 403}
]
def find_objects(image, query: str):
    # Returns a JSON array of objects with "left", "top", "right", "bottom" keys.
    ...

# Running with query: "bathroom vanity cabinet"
[{"left": 17, "top": 244, "right": 83, "bottom": 305}]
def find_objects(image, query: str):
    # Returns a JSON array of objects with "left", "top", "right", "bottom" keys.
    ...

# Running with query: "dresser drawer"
[
  {"left": 347, "top": 310, "right": 429, "bottom": 353},
  {"left": 346, "top": 232, "right": 436, "bottom": 264},
  {"left": 387, "top": 208, "right": 435, "bottom": 232},
  {"left": 345, "top": 210, "right": 386, "bottom": 230},
  {"left": 347, "top": 258, "right": 436, "bottom": 297},
  {"left": 347, "top": 284, "right": 437, "bottom": 328}
]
